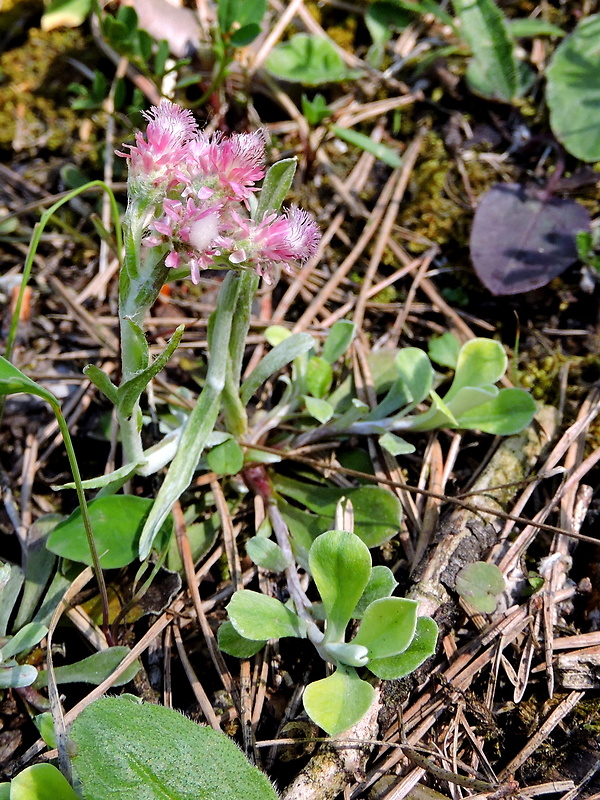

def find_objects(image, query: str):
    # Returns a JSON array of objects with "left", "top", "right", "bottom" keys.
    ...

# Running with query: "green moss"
[
  {"left": 0, "top": 26, "right": 97, "bottom": 154},
  {"left": 399, "top": 129, "right": 500, "bottom": 252}
]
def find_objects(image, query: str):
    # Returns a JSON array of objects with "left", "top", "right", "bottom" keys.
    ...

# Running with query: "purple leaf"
[{"left": 470, "top": 183, "right": 590, "bottom": 295}]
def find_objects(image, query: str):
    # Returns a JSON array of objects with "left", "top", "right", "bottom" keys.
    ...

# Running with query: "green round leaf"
[
  {"left": 70, "top": 696, "right": 278, "bottom": 799},
  {"left": 546, "top": 15, "right": 600, "bottom": 162},
  {"left": 303, "top": 666, "right": 375, "bottom": 735},
  {"left": 309, "top": 530, "right": 371, "bottom": 642},
  {"left": 352, "top": 597, "right": 418, "bottom": 659},
  {"left": 218, "top": 621, "right": 266, "bottom": 658},
  {"left": 227, "top": 590, "right": 305, "bottom": 640},
  {"left": 353, "top": 566, "right": 398, "bottom": 619},
  {"left": 206, "top": 438, "right": 244, "bottom": 476},
  {"left": 454, "top": 387, "right": 537, "bottom": 435},
  {"left": 245, "top": 536, "right": 290, "bottom": 572},
  {"left": 455, "top": 561, "right": 505, "bottom": 613},
  {"left": 265, "top": 33, "right": 359, "bottom": 86},
  {"left": 444, "top": 338, "right": 507, "bottom": 404},
  {"left": 368, "top": 616, "right": 438, "bottom": 679},
  {"left": 10, "top": 764, "right": 79, "bottom": 800},
  {"left": 47, "top": 495, "right": 173, "bottom": 568}
]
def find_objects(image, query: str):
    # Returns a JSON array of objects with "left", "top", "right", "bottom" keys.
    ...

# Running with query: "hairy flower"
[
  {"left": 144, "top": 198, "right": 224, "bottom": 283},
  {"left": 224, "top": 207, "right": 321, "bottom": 282},
  {"left": 120, "top": 101, "right": 320, "bottom": 283},
  {"left": 185, "top": 131, "right": 265, "bottom": 204},
  {"left": 117, "top": 101, "right": 198, "bottom": 195}
]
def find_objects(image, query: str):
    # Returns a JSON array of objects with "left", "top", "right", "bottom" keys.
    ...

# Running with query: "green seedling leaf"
[
  {"left": 0, "top": 562, "right": 22, "bottom": 636},
  {"left": 218, "top": 0, "right": 266, "bottom": 33},
  {"left": 322, "top": 320, "right": 356, "bottom": 364},
  {"left": 0, "top": 622, "right": 47, "bottom": 662},
  {"left": 34, "top": 646, "right": 139, "bottom": 688},
  {"left": 83, "top": 364, "right": 118, "bottom": 404},
  {"left": 306, "top": 356, "right": 333, "bottom": 399},
  {"left": 368, "top": 615, "right": 438, "bottom": 679},
  {"left": 70, "top": 696, "right": 278, "bottom": 799},
  {"left": 41, "top": 0, "right": 91, "bottom": 30},
  {"left": 13, "top": 515, "right": 60, "bottom": 630},
  {"left": 331, "top": 125, "right": 402, "bottom": 168},
  {"left": 353, "top": 566, "right": 398, "bottom": 619},
  {"left": 428, "top": 332, "right": 461, "bottom": 369},
  {"left": 246, "top": 536, "right": 290, "bottom": 571},
  {"left": 455, "top": 562, "right": 505, "bottom": 613},
  {"left": 506, "top": 18, "right": 564, "bottom": 38},
  {"left": 366, "top": 378, "right": 411, "bottom": 420},
  {"left": 444, "top": 338, "right": 507, "bottom": 405},
  {"left": 324, "top": 641, "right": 369, "bottom": 667},
  {"left": 454, "top": 387, "right": 536, "bottom": 434},
  {"left": 255, "top": 158, "right": 297, "bottom": 220},
  {"left": 352, "top": 597, "right": 418, "bottom": 659},
  {"left": 395, "top": 347, "right": 434, "bottom": 406},
  {"left": 265, "top": 33, "right": 360, "bottom": 85},
  {"left": 379, "top": 432, "right": 415, "bottom": 456},
  {"left": 302, "top": 93, "right": 331, "bottom": 126},
  {"left": 309, "top": 530, "right": 371, "bottom": 642},
  {"left": 0, "top": 356, "right": 56, "bottom": 406},
  {"left": 303, "top": 665, "right": 375, "bottom": 735},
  {"left": 453, "top": 0, "right": 519, "bottom": 102},
  {"left": 117, "top": 325, "right": 184, "bottom": 418},
  {"left": 240, "top": 332, "right": 314, "bottom": 404},
  {"left": 206, "top": 438, "right": 244, "bottom": 476},
  {"left": 304, "top": 396, "right": 334, "bottom": 424},
  {"left": 546, "top": 14, "right": 600, "bottom": 162},
  {"left": 0, "top": 664, "right": 38, "bottom": 689},
  {"left": 218, "top": 620, "right": 267, "bottom": 658},
  {"left": 405, "top": 390, "right": 458, "bottom": 432},
  {"left": 47, "top": 495, "right": 172, "bottom": 568},
  {"left": 446, "top": 385, "right": 498, "bottom": 418},
  {"left": 8, "top": 763, "right": 80, "bottom": 800},
  {"left": 230, "top": 22, "right": 262, "bottom": 46},
  {"left": 264, "top": 325, "right": 292, "bottom": 346},
  {"left": 227, "top": 590, "right": 306, "bottom": 640},
  {"left": 34, "top": 712, "right": 57, "bottom": 748},
  {"left": 54, "top": 460, "right": 142, "bottom": 491}
]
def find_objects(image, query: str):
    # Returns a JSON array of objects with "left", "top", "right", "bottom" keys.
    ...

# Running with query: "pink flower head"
[
  {"left": 224, "top": 207, "right": 321, "bottom": 282},
  {"left": 117, "top": 100, "right": 198, "bottom": 193},
  {"left": 144, "top": 197, "right": 224, "bottom": 283},
  {"left": 186, "top": 131, "right": 265, "bottom": 204}
]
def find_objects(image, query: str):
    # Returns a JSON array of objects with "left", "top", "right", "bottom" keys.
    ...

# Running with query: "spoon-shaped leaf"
[
  {"left": 352, "top": 597, "right": 418, "bottom": 660},
  {"left": 309, "top": 530, "right": 371, "bottom": 643},
  {"left": 303, "top": 666, "right": 375, "bottom": 736}
]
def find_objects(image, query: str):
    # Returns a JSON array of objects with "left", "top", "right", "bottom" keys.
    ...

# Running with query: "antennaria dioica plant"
[{"left": 1, "top": 100, "right": 537, "bottom": 789}]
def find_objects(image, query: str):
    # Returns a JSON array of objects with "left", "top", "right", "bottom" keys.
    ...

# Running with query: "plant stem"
[
  {"left": 53, "top": 404, "right": 111, "bottom": 639},
  {"left": 138, "top": 271, "right": 242, "bottom": 558}
]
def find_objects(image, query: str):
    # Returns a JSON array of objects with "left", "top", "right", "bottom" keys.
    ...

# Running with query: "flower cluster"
[{"left": 118, "top": 100, "right": 320, "bottom": 283}]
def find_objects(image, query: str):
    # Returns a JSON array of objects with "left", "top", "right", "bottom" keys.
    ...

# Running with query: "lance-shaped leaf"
[
  {"left": 453, "top": 0, "right": 519, "bottom": 102},
  {"left": 303, "top": 665, "right": 375, "bottom": 736},
  {"left": 309, "top": 530, "right": 371, "bottom": 643},
  {"left": 34, "top": 646, "right": 139, "bottom": 688},
  {"left": 83, "top": 364, "right": 118, "bottom": 404},
  {"left": 0, "top": 622, "right": 48, "bottom": 662},
  {"left": 0, "top": 356, "right": 56, "bottom": 406},
  {"left": 352, "top": 597, "right": 418, "bottom": 660},
  {"left": 255, "top": 157, "right": 297, "bottom": 219},
  {"left": 322, "top": 320, "right": 356, "bottom": 364},
  {"left": 240, "top": 332, "right": 315, "bottom": 404},
  {"left": 117, "top": 325, "right": 184, "bottom": 418},
  {"left": 227, "top": 590, "right": 306, "bottom": 641}
]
